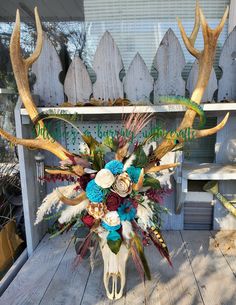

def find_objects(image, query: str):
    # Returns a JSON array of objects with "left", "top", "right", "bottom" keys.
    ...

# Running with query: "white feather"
[
  {"left": 34, "top": 184, "right": 79, "bottom": 225},
  {"left": 121, "top": 221, "right": 134, "bottom": 239},
  {"left": 58, "top": 199, "right": 89, "bottom": 224},
  {"left": 137, "top": 198, "right": 153, "bottom": 230},
  {"left": 123, "top": 154, "right": 136, "bottom": 171}
]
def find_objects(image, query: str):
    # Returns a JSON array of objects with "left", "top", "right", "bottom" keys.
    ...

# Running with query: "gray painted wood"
[
  {"left": 145, "top": 231, "right": 203, "bottom": 305},
  {"left": 93, "top": 31, "right": 124, "bottom": 100},
  {"left": 181, "top": 230, "right": 236, "bottom": 305},
  {"left": 187, "top": 60, "right": 217, "bottom": 102},
  {"left": 153, "top": 29, "right": 185, "bottom": 104},
  {"left": 123, "top": 52, "right": 153, "bottom": 103},
  {"left": 64, "top": 56, "right": 92, "bottom": 104},
  {"left": 218, "top": 27, "right": 236, "bottom": 101},
  {"left": 14, "top": 98, "right": 47, "bottom": 255},
  {"left": 32, "top": 32, "right": 64, "bottom": 106},
  {"left": 0, "top": 233, "right": 71, "bottom": 305},
  {"left": 40, "top": 239, "right": 91, "bottom": 305}
]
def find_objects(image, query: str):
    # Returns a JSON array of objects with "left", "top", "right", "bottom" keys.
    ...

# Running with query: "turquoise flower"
[
  {"left": 105, "top": 160, "right": 124, "bottom": 175},
  {"left": 118, "top": 199, "right": 137, "bottom": 221},
  {"left": 107, "top": 230, "right": 121, "bottom": 241},
  {"left": 101, "top": 221, "right": 121, "bottom": 231},
  {"left": 85, "top": 179, "right": 105, "bottom": 203},
  {"left": 126, "top": 166, "right": 141, "bottom": 183}
]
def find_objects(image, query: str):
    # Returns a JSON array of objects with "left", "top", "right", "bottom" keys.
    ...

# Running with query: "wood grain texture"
[
  {"left": 0, "top": 234, "right": 71, "bottom": 305},
  {"left": 39, "top": 239, "right": 91, "bottom": 305},
  {"left": 153, "top": 29, "right": 185, "bottom": 104},
  {"left": 123, "top": 53, "right": 153, "bottom": 103},
  {"left": 186, "top": 60, "right": 217, "bottom": 103},
  {"left": 145, "top": 231, "right": 203, "bottom": 305},
  {"left": 218, "top": 27, "right": 236, "bottom": 101},
  {"left": 14, "top": 99, "right": 47, "bottom": 255},
  {"left": 32, "top": 32, "right": 64, "bottom": 106},
  {"left": 93, "top": 31, "right": 124, "bottom": 100},
  {"left": 181, "top": 230, "right": 236, "bottom": 305},
  {"left": 64, "top": 56, "right": 92, "bottom": 104}
]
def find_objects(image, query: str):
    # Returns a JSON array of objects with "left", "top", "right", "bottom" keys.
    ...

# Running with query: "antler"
[
  {"left": 152, "top": 2, "right": 229, "bottom": 160},
  {"left": 0, "top": 8, "right": 74, "bottom": 161}
]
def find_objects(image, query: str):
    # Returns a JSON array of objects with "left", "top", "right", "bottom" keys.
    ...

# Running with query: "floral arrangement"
[{"left": 35, "top": 112, "right": 175, "bottom": 280}]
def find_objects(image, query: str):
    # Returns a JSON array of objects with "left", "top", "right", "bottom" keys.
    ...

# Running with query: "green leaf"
[
  {"left": 107, "top": 239, "right": 122, "bottom": 254},
  {"left": 92, "top": 149, "right": 105, "bottom": 171},
  {"left": 133, "top": 146, "right": 148, "bottom": 168},
  {"left": 143, "top": 175, "right": 161, "bottom": 189},
  {"left": 102, "top": 136, "right": 118, "bottom": 151}
]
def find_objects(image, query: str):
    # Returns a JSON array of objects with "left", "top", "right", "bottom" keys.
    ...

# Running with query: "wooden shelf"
[
  {"left": 20, "top": 103, "right": 236, "bottom": 116},
  {"left": 182, "top": 163, "right": 236, "bottom": 180}
]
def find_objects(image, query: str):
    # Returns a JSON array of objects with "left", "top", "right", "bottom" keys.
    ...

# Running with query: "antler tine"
[
  {"left": 194, "top": 112, "right": 229, "bottom": 139},
  {"left": 25, "top": 7, "right": 43, "bottom": 67},
  {"left": 189, "top": 0, "right": 200, "bottom": 45},
  {"left": 214, "top": 6, "right": 229, "bottom": 37},
  {"left": 10, "top": 8, "right": 42, "bottom": 124},
  {"left": 177, "top": 2, "right": 201, "bottom": 59}
]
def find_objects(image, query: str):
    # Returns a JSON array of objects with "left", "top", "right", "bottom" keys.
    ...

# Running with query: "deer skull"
[{"left": 99, "top": 238, "right": 129, "bottom": 300}]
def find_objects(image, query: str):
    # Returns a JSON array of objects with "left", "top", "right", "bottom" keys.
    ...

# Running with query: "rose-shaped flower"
[
  {"left": 101, "top": 211, "right": 121, "bottom": 231},
  {"left": 105, "top": 160, "right": 124, "bottom": 175},
  {"left": 95, "top": 168, "right": 115, "bottom": 189},
  {"left": 112, "top": 172, "right": 132, "bottom": 197},
  {"left": 106, "top": 192, "right": 123, "bottom": 211},
  {"left": 82, "top": 214, "right": 95, "bottom": 227},
  {"left": 86, "top": 179, "right": 105, "bottom": 202}
]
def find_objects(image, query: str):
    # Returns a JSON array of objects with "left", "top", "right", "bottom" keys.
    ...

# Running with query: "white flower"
[
  {"left": 102, "top": 211, "right": 120, "bottom": 226},
  {"left": 121, "top": 221, "right": 134, "bottom": 239},
  {"left": 95, "top": 168, "right": 115, "bottom": 188},
  {"left": 58, "top": 199, "right": 89, "bottom": 224}
]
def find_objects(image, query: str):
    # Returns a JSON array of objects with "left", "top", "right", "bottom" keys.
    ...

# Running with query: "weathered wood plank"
[
  {"left": 181, "top": 230, "right": 236, "bottom": 305},
  {"left": 186, "top": 60, "right": 217, "bottom": 103},
  {"left": 64, "top": 56, "right": 92, "bottom": 104},
  {"left": 93, "top": 31, "right": 124, "bottom": 100},
  {"left": 153, "top": 29, "right": 185, "bottom": 103},
  {"left": 123, "top": 53, "right": 153, "bottom": 103},
  {"left": 145, "top": 231, "right": 203, "bottom": 305},
  {"left": 32, "top": 32, "right": 64, "bottom": 106},
  {"left": 218, "top": 27, "right": 236, "bottom": 101},
  {"left": 0, "top": 234, "right": 71, "bottom": 305},
  {"left": 39, "top": 238, "right": 90, "bottom": 305},
  {"left": 210, "top": 230, "right": 236, "bottom": 276}
]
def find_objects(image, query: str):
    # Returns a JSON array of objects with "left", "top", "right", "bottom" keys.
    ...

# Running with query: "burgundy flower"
[
  {"left": 82, "top": 214, "right": 95, "bottom": 227},
  {"left": 78, "top": 174, "right": 91, "bottom": 190},
  {"left": 106, "top": 192, "right": 123, "bottom": 211}
]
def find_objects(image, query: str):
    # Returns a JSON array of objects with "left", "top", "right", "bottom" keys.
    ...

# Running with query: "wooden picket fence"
[{"left": 32, "top": 27, "right": 236, "bottom": 106}]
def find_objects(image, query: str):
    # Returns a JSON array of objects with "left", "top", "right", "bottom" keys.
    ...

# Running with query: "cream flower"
[
  {"left": 112, "top": 172, "right": 132, "bottom": 197},
  {"left": 102, "top": 211, "right": 121, "bottom": 227},
  {"left": 95, "top": 168, "right": 115, "bottom": 188}
]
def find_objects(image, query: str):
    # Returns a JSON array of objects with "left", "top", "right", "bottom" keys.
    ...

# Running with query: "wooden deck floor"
[{"left": 0, "top": 230, "right": 235, "bottom": 305}]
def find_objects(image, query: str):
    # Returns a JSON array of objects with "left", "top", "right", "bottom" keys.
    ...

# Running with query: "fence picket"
[{"left": 93, "top": 31, "right": 124, "bottom": 100}]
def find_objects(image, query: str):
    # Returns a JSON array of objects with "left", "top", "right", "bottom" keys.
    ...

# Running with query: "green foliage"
[
  {"left": 102, "top": 136, "right": 119, "bottom": 151},
  {"left": 107, "top": 238, "right": 122, "bottom": 254},
  {"left": 143, "top": 175, "right": 161, "bottom": 189},
  {"left": 133, "top": 146, "right": 148, "bottom": 168}
]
